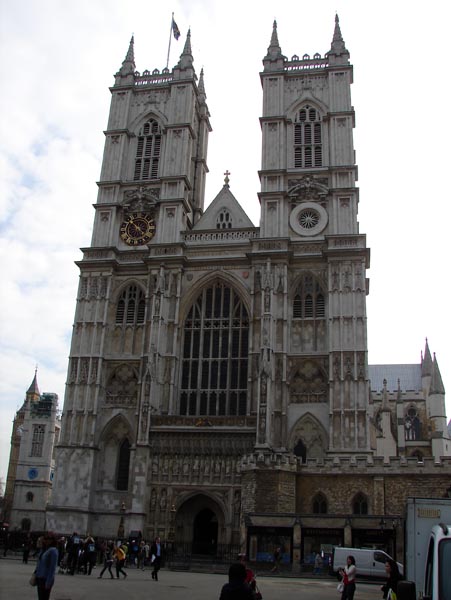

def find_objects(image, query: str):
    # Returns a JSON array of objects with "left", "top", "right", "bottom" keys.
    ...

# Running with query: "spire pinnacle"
[
  {"left": 263, "top": 19, "right": 284, "bottom": 71},
  {"left": 421, "top": 338, "right": 433, "bottom": 376},
  {"left": 265, "top": 20, "right": 283, "bottom": 60},
  {"left": 26, "top": 368, "right": 40, "bottom": 398},
  {"left": 327, "top": 14, "right": 349, "bottom": 64},
  {"left": 198, "top": 68, "right": 206, "bottom": 96},
  {"left": 175, "top": 28, "right": 194, "bottom": 72},
  {"left": 115, "top": 35, "right": 136, "bottom": 81}
]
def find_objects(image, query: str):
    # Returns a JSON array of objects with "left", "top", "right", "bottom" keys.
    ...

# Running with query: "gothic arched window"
[
  {"left": 116, "top": 439, "right": 131, "bottom": 491},
  {"left": 180, "top": 282, "right": 249, "bottom": 416},
  {"left": 293, "top": 275, "right": 326, "bottom": 319},
  {"left": 31, "top": 425, "right": 45, "bottom": 457},
  {"left": 116, "top": 285, "right": 146, "bottom": 325},
  {"left": 26, "top": 492, "right": 34, "bottom": 503},
  {"left": 134, "top": 119, "right": 161, "bottom": 180},
  {"left": 352, "top": 493, "right": 368, "bottom": 515},
  {"left": 405, "top": 406, "right": 421, "bottom": 441},
  {"left": 294, "top": 106, "right": 322, "bottom": 168},
  {"left": 313, "top": 493, "right": 327, "bottom": 514}
]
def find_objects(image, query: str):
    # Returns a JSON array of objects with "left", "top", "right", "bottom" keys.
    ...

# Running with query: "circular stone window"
[{"left": 289, "top": 202, "right": 328, "bottom": 237}]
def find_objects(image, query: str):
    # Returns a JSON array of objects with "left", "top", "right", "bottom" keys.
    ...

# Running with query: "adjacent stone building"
[
  {"left": 46, "top": 16, "right": 451, "bottom": 567},
  {"left": 4, "top": 373, "right": 60, "bottom": 531}
]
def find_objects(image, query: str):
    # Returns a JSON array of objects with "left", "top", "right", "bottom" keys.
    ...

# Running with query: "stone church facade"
[{"left": 46, "top": 17, "right": 451, "bottom": 566}]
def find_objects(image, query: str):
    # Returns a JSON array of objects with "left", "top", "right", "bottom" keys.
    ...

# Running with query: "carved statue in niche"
[
  {"left": 255, "top": 270, "right": 262, "bottom": 292},
  {"left": 160, "top": 488, "right": 167, "bottom": 510},
  {"left": 150, "top": 488, "right": 157, "bottom": 510},
  {"left": 258, "top": 406, "right": 266, "bottom": 443}
]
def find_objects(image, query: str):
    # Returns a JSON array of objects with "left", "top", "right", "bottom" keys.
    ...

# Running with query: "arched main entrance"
[
  {"left": 175, "top": 493, "right": 225, "bottom": 555},
  {"left": 192, "top": 508, "right": 218, "bottom": 555}
]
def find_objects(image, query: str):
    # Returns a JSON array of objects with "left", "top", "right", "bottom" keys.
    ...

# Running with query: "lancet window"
[
  {"left": 134, "top": 119, "right": 161, "bottom": 180},
  {"left": 116, "top": 439, "right": 131, "bottom": 491},
  {"left": 293, "top": 274, "right": 325, "bottom": 319},
  {"left": 294, "top": 106, "right": 323, "bottom": 168},
  {"left": 31, "top": 424, "right": 45, "bottom": 457},
  {"left": 180, "top": 282, "right": 249, "bottom": 416},
  {"left": 115, "top": 285, "right": 146, "bottom": 325}
]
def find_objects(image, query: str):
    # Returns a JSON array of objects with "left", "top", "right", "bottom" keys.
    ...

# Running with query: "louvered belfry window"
[
  {"left": 293, "top": 275, "right": 326, "bottom": 319},
  {"left": 180, "top": 283, "right": 249, "bottom": 416},
  {"left": 294, "top": 106, "right": 322, "bottom": 168},
  {"left": 116, "top": 285, "right": 146, "bottom": 325},
  {"left": 134, "top": 119, "right": 161, "bottom": 180}
]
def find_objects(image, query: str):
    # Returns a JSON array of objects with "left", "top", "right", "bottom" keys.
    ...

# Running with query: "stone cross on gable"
[{"left": 224, "top": 170, "right": 230, "bottom": 185}]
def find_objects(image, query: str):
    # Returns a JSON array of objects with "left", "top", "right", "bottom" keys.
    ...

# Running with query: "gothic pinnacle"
[
  {"left": 116, "top": 35, "right": 136, "bottom": 78},
  {"left": 266, "top": 19, "right": 282, "bottom": 58},
  {"left": 329, "top": 13, "right": 349, "bottom": 56}
]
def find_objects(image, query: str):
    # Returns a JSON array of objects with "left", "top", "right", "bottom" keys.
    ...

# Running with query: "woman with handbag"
[
  {"left": 381, "top": 559, "right": 402, "bottom": 600},
  {"left": 35, "top": 533, "right": 59, "bottom": 600},
  {"left": 339, "top": 555, "right": 357, "bottom": 600}
]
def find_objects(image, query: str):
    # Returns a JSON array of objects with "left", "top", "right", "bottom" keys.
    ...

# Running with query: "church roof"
[{"left": 368, "top": 364, "right": 422, "bottom": 392}]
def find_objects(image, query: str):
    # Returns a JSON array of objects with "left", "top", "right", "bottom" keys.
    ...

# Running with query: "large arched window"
[
  {"left": 294, "top": 106, "right": 322, "bottom": 168},
  {"left": 293, "top": 274, "right": 325, "bottom": 319},
  {"left": 352, "top": 493, "right": 368, "bottom": 515},
  {"left": 180, "top": 282, "right": 249, "bottom": 416},
  {"left": 134, "top": 119, "right": 161, "bottom": 180},
  {"left": 116, "top": 285, "right": 146, "bottom": 325},
  {"left": 116, "top": 439, "right": 131, "bottom": 491}
]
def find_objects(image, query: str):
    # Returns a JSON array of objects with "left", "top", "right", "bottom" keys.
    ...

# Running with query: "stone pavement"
[{"left": 0, "top": 559, "right": 382, "bottom": 600}]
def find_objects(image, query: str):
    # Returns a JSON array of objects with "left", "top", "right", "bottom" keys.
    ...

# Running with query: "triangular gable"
[{"left": 193, "top": 185, "right": 256, "bottom": 230}]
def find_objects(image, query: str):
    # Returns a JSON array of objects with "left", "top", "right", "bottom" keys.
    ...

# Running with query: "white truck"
[{"left": 404, "top": 497, "right": 451, "bottom": 600}]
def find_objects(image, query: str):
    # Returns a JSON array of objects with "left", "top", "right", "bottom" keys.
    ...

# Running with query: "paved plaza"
[{"left": 0, "top": 558, "right": 384, "bottom": 600}]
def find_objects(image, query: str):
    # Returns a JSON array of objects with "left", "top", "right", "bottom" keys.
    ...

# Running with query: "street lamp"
[{"left": 117, "top": 501, "right": 126, "bottom": 540}]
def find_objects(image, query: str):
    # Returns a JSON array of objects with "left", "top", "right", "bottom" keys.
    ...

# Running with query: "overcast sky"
[{"left": 1, "top": 0, "right": 450, "bottom": 485}]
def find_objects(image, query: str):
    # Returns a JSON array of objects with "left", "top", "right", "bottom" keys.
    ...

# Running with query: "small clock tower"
[{"left": 6, "top": 372, "right": 60, "bottom": 531}]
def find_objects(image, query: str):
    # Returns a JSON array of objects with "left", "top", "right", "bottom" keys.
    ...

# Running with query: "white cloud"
[{"left": 1, "top": 0, "right": 450, "bottom": 483}]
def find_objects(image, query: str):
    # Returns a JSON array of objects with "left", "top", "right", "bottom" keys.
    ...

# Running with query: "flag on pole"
[{"left": 172, "top": 18, "right": 181, "bottom": 40}]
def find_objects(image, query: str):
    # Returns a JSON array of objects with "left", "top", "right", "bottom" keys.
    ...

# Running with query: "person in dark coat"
[
  {"left": 219, "top": 562, "right": 254, "bottom": 600},
  {"left": 381, "top": 559, "right": 402, "bottom": 599},
  {"left": 150, "top": 536, "right": 164, "bottom": 581}
]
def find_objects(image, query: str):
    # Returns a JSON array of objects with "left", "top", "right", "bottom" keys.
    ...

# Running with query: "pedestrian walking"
[
  {"left": 339, "top": 555, "right": 357, "bottom": 600},
  {"left": 270, "top": 546, "right": 281, "bottom": 573},
  {"left": 23, "top": 535, "right": 32, "bottom": 564},
  {"left": 83, "top": 535, "right": 97, "bottom": 575},
  {"left": 98, "top": 541, "right": 115, "bottom": 579},
  {"left": 34, "top": 532, "right": 59, "bottom": 600},
  {"left": 381, "top": 559, "right": 402, "bottom": 600},
  {"left": 150, "top": 536, "right": 163, "bottom": 581},
  {"left": 114, "top": 544, "right": 127, "bottom": 579}
]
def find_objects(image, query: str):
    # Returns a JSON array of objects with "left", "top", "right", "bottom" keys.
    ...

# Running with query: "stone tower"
[
  {"left": 5, "top": 372, "right": 60, "bottom": 531},
  {"left": 255, "top": 17, "right": 369, "bottom": 456}
]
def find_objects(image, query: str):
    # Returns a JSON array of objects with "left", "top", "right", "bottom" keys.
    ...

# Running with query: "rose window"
[{"left": 299, "top": 209, "right": 320, "bottom": 230}]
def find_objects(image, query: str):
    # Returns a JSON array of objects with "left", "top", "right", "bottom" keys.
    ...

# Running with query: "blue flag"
[{"left": 172, "top": 18, "right": 180, "bottom": 40}]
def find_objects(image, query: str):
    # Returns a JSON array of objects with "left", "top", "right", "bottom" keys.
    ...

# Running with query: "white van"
[{"left": 332, "top": 547, "right": 404, "bottom": 580}]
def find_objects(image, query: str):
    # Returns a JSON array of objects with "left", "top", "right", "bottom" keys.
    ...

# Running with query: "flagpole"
[{"left": 166, "top": 13, "right": 174, "bottom": 69}]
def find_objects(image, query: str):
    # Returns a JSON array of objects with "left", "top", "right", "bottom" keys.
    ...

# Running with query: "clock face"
[
  {"left": 120, "top": 212, "right": 155, "bottom": 246},
  {"left": 28, "top": 468, "right": 38, "bottom": 480}
]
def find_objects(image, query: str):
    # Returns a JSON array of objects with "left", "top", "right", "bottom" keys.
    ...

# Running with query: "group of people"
[
  {"left": 338, "top": 554, "right": 403, "bottom": 600},
  {"left": 31, "top": 532, "right": 164, "bottom": 599}
]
